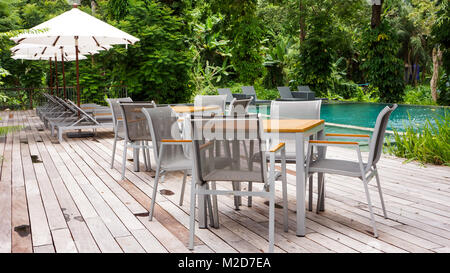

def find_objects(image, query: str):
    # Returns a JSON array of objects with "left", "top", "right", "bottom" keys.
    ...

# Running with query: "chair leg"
[
  {"left": 232, "top": 182, "right": 240, "bottom": 210},
  {"left": 149, "top": 163, "right": 161, "bottom": 221},
  {"left": 316, "top": 174, "right": 325, "bottom": 214},
  {"left": 247, "top": 182, "right": 253, "bottom": 207},
  {"left": 362, "top": 179, "right": 379, "bottom": 238},
  {"left": 145, "top": 142, "right": 152, "bottom": 171},
  {"left": 142, "top": 143, "right": 148, "bottom": 171},
  {"left": 268, "top": 182, "right": 275, "bottom": 253},
  {"left": 121, "top": 141, "right": 127, "bottom": 180},
  {"left": 211, "top": 182, "right": 219, "bottom": 228},
  {"left": 188, "top": 177, "right": 196, "bottom": 250},
  {"left": 282, "top": 172, "right": 288, "bottom": 232},
  {"left": 111, "top": 132, "right": 118, "bottom": 169},
  {"left": 374, "top": 166, "right": 387, "bottom": 219},
  {"left": 179, "top": 170, "right": 188, "bottom": 206},
  {"left": 308, "top": 176, "right": 313, "bottom": 211},
  {"left": 318, "top": 173, "right": 325, "bottom": 212},
  {"left": 205, "top": 184, "right": 215, "bottom": 228}
]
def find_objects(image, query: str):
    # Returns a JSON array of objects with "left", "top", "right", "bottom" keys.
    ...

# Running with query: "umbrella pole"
[
  {"left": 49, "top": 57, "right": 53, "bottom": 95},
  {"left": 61, "top": 48, "right": 66, "bottom": 99},
  {"left": 54, "top": 54, "right": 59, "bottom": 97},
  {"left": 75, "top": 36, "right": 80, "bottom": 119}
]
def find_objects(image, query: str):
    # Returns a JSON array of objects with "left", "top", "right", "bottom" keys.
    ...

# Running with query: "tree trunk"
[
  {"left": 431, "top": 47, "right": 443, "bottom": 102},
  {"left": 299, "top": 0, "right": 306, "bottom": 42},
  {"left": 371, "top": 0, "right": 384, "bottom": 29},
  {"left": 91, "top": 0, "right": 97, "bottom": 14}
]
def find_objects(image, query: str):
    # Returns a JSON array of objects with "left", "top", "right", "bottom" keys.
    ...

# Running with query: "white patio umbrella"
[
  {"left": 12, "top": 53, "right": 88, "bottom": 98},
  {"left": 10, "top": 43, "right": 109, "bottom": 98},
  {"left": 10, "top": 3, "right": 139, "bottom": 108}
]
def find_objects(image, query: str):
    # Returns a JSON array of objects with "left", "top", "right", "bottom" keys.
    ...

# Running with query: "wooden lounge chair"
[
  {"left": 241, "top": 86, "right": 271, "bottom": 104},
  {"left": 276, "top": 86, "right": 307, "bottom": 101}
]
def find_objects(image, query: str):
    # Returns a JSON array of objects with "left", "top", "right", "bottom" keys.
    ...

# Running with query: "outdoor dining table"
[{"left": 196, "top": 118, "right": 325, "bottom": 237}]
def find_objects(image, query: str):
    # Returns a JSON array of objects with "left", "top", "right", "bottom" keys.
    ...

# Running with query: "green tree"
[
  {"left": 211, "top": 0, "right": 264, "bottom": 84},
  {"left": 360, "top": 19, "right": 405, "bottom": 102}
]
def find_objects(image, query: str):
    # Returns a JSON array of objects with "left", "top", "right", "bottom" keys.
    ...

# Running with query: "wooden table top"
[
  {"left": 199, "top": 118, "right": 324, "bottom": 134},
  {"left": 263, "top": 119, "right": 324, "bottom": 133},
  {"left": 170, "top": 105, "right": 220, "bottom": 113}
]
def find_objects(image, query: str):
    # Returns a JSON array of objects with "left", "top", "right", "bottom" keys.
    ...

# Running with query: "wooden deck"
[{"left": 1, "top": 110, "right": 449, "bottom": 253}]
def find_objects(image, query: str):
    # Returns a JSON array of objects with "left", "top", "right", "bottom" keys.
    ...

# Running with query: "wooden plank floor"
[{"left": 0, "top": 110, "right": 449, "bottom": 253}]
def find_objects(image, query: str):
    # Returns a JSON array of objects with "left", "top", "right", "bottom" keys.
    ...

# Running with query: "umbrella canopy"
[
  {"left": 10, "top": 4, "right": 139, "bottom": 108},
  {"left": 10, "top": 43, "right": 109, "bottom": 59},
  {"left": 10, "top": 6, "right": 139, "bottom": 47},
  {"left": 12, "top": 54, "right": 87, "bottom": 61}
]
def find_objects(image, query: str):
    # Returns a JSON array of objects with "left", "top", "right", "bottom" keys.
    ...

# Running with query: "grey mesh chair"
[
  {"left": 241, "top": 86, "right": 271, "bottom": 104},
  {"left": 306, "top": 104, "right": 398, "bottom": 238},
  {"left": 142, "top": 107, "right": 193, "bottom": 219},
  {"left": 106, "top": 97, "right": 133, "bottom": 169},
  {"left": 295, "top": 86, "right": 316, "bottom": 100},
  {"left": 217, "top": 88, "right": 234, "bottom": 104},
  {"left": 298, "top": 85, "right": 312, "bottom": 92},
  {"left": 227, "top": 97, "right": 253, "bottom": 115},
  {"left": 188, "top": 114, "right": 288, "bottom": 253},
  {"left": 264, "top": 100, "right": 322, "bottom": 210},
  {"left": 277, "top": 86, "right": 306, "bottom": 101},
  {"left": 119, "top": 102, "right": 156, "bottom": 180},
  {"left": 194, "top": 95, "right": 227, "bottom": 115}
]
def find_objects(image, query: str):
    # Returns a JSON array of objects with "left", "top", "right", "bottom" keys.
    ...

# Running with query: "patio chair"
[
  {"left": 106, "top": 97, "right": 133, "bottom": 169},
  {"left": 119, "top": 102, "right": 156, "bottom": 180},
  {"left": 276, "top": 86, "right": 307, "bottom": 101},
  {"left": 305, "top": 104, "right": 398, "bottom": 237},
  {"left": 193, "top": 95, "right": 227, "bottom": 115},
  {"left": 241, "top": 86, "right": 271, "bottom": 104},
  {"left": 142, "top": 107, "right": 193, "bottom": 218},
  {"left": 292, "top": 85, "right": 315, "bottom": 101},
  {"left": 217, "top": 88, "right": 234, "bottom": 104},
  {"left": 188, "top": 114, "right": 288, "bottom": 253},
  {"left": 227, "top": 97, "right": 253, "bottom": 115},
  {"left": 257, "top": 100, "right": 322, "bottom": 210}
]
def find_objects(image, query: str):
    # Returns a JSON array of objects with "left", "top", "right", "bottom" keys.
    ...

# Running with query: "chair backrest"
[
  {"left": 277, "top": 86, "right": 293, "bottom": 99},
  {"left": 142, "top": 106, "right": 185, "bottom": 164},
  {"left": 298, "top": 85, "right": 312, "bottom": 92},
  {"left": 270, "top": 100, "right": 321, "bottom": 119},
  {"left": 106, "top": 97, "right": 133, "bottom": 128},
  {"left": 66, "top": 99, "right": 100, "bottom": 124},
  {"left": 270, "top": 100, "right": 321, "bottom": 156},
  {"left": 228, "top": 97, "right": 253, "bottom": 115},
  {"left": 367, "top": 104, "right": 398, "bottom": 168},
  {"left": 217, "top": 88, "right": 233, "bottom": 103},
  {"left": 190, "top": 114, "right": 267, "bottom": 185},
  {"left": 194, "top": 95, "right": 227, "bottom": 114},
  {"left": 119, "top": 102, "right": 156, "bottom": 142},
  {"left": 241, "top": 86, "right": 258, "bottom": 99}
]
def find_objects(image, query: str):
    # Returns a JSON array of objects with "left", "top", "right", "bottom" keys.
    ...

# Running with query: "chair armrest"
[
  {"left": 269, "top": 142, "right": 285, "bottom": 153},
  {"left": 325, "top": 133, "right": 370, "bottom": 139},
  {"left": 161, "top": 139, "right": 192, "bottom": 143},
  {"left": 199, "top": 141, "right": 214, "bottom": 150},
  {"left": 309, "top": 140, "right": 359, "bottom": 146}
]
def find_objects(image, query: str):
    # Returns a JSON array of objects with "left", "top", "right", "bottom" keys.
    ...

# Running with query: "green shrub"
[
  {"left": 386, "top": 113, "right": 450, "bottom": 166},
  {"left": 403, "top": 85, "right": 436, "bottom": 105}
]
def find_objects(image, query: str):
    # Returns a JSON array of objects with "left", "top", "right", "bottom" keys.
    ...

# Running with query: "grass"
[{"left": 386, "top": 113, "right": 449, "bottom": 166}]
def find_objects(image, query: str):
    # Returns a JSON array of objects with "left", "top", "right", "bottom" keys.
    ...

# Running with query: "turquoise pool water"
[{"left": 249, "top": 102, "right": 449, "bottom": 133}]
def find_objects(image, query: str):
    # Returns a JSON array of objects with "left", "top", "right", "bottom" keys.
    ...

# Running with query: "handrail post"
[{"left": 29, "top": 88, "right": 33, "bottom": 109}]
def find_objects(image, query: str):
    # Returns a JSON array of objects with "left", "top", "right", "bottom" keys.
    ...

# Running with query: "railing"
[{"left": 0, "top": 85, "right": 128, "bottom": 110}]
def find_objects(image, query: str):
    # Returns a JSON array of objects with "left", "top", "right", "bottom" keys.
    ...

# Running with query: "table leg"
[
  {"left": 317, "top": 129, "right": 325, "bottom": 211},
  {"left": 295, "top": 133, "right": 306, "bottom": 236},
  {"left": 133, "top": 144, "right": 139, "bottom": 172}
]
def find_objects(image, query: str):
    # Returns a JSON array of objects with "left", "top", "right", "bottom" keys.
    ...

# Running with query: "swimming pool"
[{"left": 249, "top": 102, "right": 449, "bottom": 133}]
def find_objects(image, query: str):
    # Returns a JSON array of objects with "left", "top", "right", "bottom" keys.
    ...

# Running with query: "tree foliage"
[{"left": 360, "top": 19, "right": 405, "bottom": 102}]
